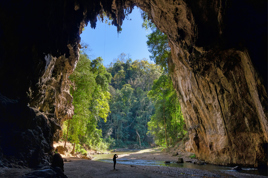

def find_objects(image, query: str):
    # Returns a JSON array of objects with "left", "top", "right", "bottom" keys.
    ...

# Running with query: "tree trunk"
[
  {"left": 71, "top": 143, "right": 76, "bottom": 155},
  {"left": 136, "top": 130, "right": 141, "bottom": 148},
  {"left": 163, "top": 101, "right": 168, "bottom": 147},
  {"left": 64, "top": 120, "right": 70, "bottom": 148}
]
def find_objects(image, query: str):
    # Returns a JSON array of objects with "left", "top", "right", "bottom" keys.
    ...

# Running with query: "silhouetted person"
[
  {"left": 52, "top": 149, "right": 64, "bottom": 172},
  {"left": 113, "top": 154, "right": 118, "bottom": 170}
]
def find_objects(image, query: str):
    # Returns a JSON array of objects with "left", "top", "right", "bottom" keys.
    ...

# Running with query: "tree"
[
  {"left": 142, "top": 12, "right": 171, "bottom": 72},
  {"left": 63, "top": 53, "right": 111, "bottom": 152},
  {"left": 143, "top": 12, "right": 186, "bottom": 147},
  {"left": 147, "top": 75, "right": 186, "bottom": 147},
  {"left": 99, "top": 54, "right": 162, "bottom": 148}
]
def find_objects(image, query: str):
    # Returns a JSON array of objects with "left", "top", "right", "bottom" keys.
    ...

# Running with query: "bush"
[
  {"left": 189, "top": 154, "right": 196, "bottom": 159},
  {"left": 80, "top": 149, "right": 87, "bottom": 155},
  {"left": 104, "top": 137, "right": 115, "bottom": 148},
  {"left": 75, "top": 144, "right": 88, "bottom": 155}
]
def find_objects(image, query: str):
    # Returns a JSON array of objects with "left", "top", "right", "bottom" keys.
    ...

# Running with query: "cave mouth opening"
[
  {"left": 0, "top": 0, "right": 267, "bottom": 173},
  {"left": 64, "top": 6, "right": 181, "bottom": 151}
]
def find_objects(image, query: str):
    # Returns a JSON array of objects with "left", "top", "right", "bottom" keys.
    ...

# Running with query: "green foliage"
[
  {"left": 189, "top": 154, "right": 196, "bottom": 159},
  {"left": 63, "top": 53, "right": 111, "bottom": 152},
  {"left": 104, "top": 136, "right": 116, "bottom": 148},
  {"left": 63, "top": 8, "right": 185, "bottom": 151},
  {"left": 75, "top": 144, "right": 87, "bottom": 155},
  {"left": 148, "top": 74, "right": 186, "bottom": 146},
  {"left": 98, "top": 53, "right": 162, "bottom": 148},
  {"left": 142, "top": 11, "right": 186, "bottom": 147},
  {"left": 147, "top": 73, "right": 186, "bottom": 147},
  {"left": 141, "top": 11, "right": 156, "bottom": 30},
  {"left": 142, "top": 12, "right": 171, "bottom": 72},
  {"left": 147, "top": 30, "right": 170, "bottom": 72}
]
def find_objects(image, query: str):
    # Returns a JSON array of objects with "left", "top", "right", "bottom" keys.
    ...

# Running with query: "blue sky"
[{"left": 80, "top": 7, "right": 152, "bottom": 67}]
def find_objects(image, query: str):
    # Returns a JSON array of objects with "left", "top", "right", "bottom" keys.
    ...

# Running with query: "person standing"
[{"left": 113, "top": 154, "right": 118, "bottom": 170}]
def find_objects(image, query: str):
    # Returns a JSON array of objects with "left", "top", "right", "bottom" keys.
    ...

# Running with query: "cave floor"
[
  {"left": 0, "top": 147, "right": 266, "bottom": 178},
  {"left": 0, "top": 158, "right": 265, "bottom": 178},
  {"left": 64, "top": 157, "right": 265, "bottom": 178}
]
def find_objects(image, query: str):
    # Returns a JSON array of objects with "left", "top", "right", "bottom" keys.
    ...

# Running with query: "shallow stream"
[{"left": 92, "top": 151, "right": 267, "bottom": 176}]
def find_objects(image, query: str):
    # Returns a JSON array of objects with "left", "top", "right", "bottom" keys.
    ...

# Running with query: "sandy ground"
[
  {"left": 0, "top": 148, "right": 266, "bottom": 177},
  {"left": 63, "top": 148, "right": 266, "bottom": 178},
  {"left": 64, "top": 157, "right": 266, "bottom": 178},
  {"left": 112, "top": 147, "right": 195, "bottom": 162},
  {"left": 65, "top": 158, "right": 172, "bottom": 178}
]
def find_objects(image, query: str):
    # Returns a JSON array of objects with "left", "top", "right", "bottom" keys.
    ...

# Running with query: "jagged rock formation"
[
  {"left": 135, "top": 0, "right": 267, "bottom": 167},
  {"left": 22, "top": 166, "right": 67, "bottom": 178},
  {"left": 0, "top": 0, "right": 134, "bottom": 167},
  {"left": 0, "top": 0, "right": 266, "bottom": 168},
  {"left": 0, "top": 93, "right": 60, "bottom": 168}
]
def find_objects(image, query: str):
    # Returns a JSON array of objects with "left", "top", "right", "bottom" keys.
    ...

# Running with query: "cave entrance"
[
  {"left": 1, "top": 0, "right": 267, "bottom": 173},
  {"left": 61, "top": 6, "right": 186, "bottom": 151}
]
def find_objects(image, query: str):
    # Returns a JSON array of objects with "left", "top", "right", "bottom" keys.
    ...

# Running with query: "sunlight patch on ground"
[
  {"left": 135, "top": 149, "right": 154, "bottom": 154},
  {"left": 118, "top": 147, "right": 163, "bottom": 159},
  {"left": 133, "top": 147, "right": 163, "bottom": 154},
  {"left": 118, "top": 154, "right": 130, "bottom": 158},
  {"left": 152, "top": 153, "right": 161, "bottom": 156}
]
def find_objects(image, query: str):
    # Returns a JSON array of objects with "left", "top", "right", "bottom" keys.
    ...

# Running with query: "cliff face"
[
  {"left": 0, "top": 0, "right": 82, "bottom": 166},
  {"left": 0, "top": 0, "right": 134, "bottom": 167},
  {"left": 0, "top": 93, "right": 61, "bottom": 167},
  {"left": 135, "top": 0, "right": 267, "bottom": 167},
  {"left": 0, "top": 0, "right": 266, "bottom": 168},
  {"left": 0, "top": 0, "right": 133, "bottom": 131}
]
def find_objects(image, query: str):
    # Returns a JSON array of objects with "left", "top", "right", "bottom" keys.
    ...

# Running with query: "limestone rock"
[
  {"left": 177, "top": 158, "right": 184, "bottom": 163},
  {"left": 87, "top": 153, "right": 93, "bottom": 159},
  {"left": 52, "top": 153, "right": 64, "bottom": 172},
  {"left": 0, "top": 0, "right": 266, "bottom": 168},
  {"left": 76, "top": 153, "right": 92, "bottom": 160},
  {"left": 23, "top": 166, "right": 67, "bottom": 178},
  {"left": 232, "top": 166, "right": 242, "bottom": 171},
  {"left": 185, "top": 141, "right": 193, "bottom": 152},
  {"left": 193, "top": 161, "right": 205, "bottom": 165},
  {"left": 134, "top": 0, "right": 267, "bottom": 167},
  {"left": 56, "top": 146, "right": 68, "bottom": 155},
  {"left": 81, "top": 155, "right": 92, "bottom": 160},
  {"left": 0, "top": 93, "right": 56, "bottom": 168},
  {"left": 172, "top": 152, "right": 179, "bottom": 156}
]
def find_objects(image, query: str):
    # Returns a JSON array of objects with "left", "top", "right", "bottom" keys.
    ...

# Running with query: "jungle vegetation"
[
  {"left": 61, "top": 12, "right": 186, "bottom": 153},
  {"left": 62, "top": 53, "right": 111, "bottom": 152}
]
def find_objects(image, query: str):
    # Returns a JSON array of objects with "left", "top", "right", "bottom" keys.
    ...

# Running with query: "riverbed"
[
  {"left": 91, "top": 148, "right": 267, "bottom": 177},
  {"left": 0, "top": 148, "right": 266, "bottom": 177}
]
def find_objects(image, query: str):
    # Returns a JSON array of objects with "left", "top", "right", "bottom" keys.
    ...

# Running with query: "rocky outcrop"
[
  {"left": 0, "top": 0, "right": 134, "bottom": 167},
  {"left": 23, "top": 166, "right": 67, "bottom": 178},
  {"left": 170, "top": 49, "right": 267, "bottom": 167},
  {"left": 135, "top": 0, "right": 267, "bottom": 167},
  {"left": 0, "top": 0, "right": 266, "bottom": 168},
  {"left": 56, "top": 146, "right": 68, "bottom": 155},
  {"left": 0, "top": 93, "right": 60, "bottom": 167},
  {"left": 29, "top": 51, "right": 76, "bottom": 140}
]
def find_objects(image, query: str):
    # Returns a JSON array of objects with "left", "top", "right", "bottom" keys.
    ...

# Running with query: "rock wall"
[
  {"left": 0, "top": 0, "right": 134, "bottom": 129},
  {"left": 0, "top": 0, "right": 133, "bottom": 167},
  {"left": 135, "top": 0, "right": 267, "bottom": 167},
  {"left": 0, "top": 0, "right": 266, "bottom": 168},
  {"left": 0, "top": 93, "right": 60, "bottom": 168}
]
